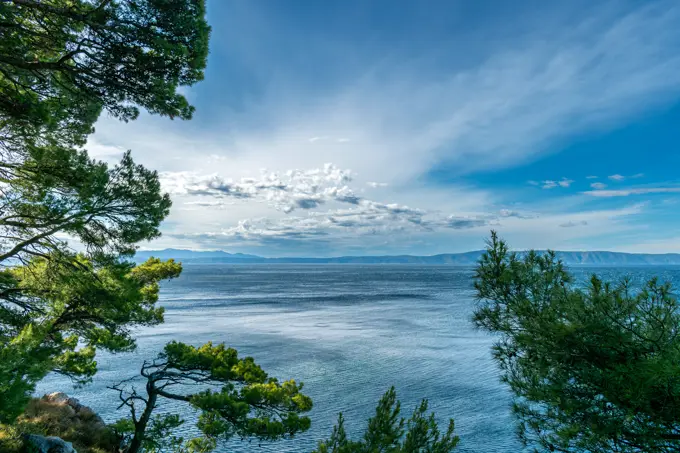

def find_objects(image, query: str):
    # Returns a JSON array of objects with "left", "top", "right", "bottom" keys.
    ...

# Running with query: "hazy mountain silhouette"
[{"left": 134, "top": 249, "right": 680, "bottom": 265}]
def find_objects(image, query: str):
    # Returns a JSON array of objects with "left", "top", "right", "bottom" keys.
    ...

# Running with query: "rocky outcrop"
[
  {"left": 40, "top": 393, "right": 106, "bottom": 428},
  {"left": 13, "top": 393, "right": 119, "bottom": 453},
  {"left": 24, "top": 434, "right": 77, "bottom": 453}
]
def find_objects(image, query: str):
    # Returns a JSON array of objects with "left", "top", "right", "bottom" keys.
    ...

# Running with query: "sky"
[{"left": 87, "top": 0, "right": 680, "bottom": 257}]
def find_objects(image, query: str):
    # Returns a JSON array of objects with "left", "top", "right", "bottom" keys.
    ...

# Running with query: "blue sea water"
[{"left": 35, "top": 264, "right": 680, "bottom": 452}]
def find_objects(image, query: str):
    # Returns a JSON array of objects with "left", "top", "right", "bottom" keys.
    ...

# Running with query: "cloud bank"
[
  {"left": 82, "top": 1, "right": 680, "bottom": 254},
  {"left": 162, "top": 164, "right": 358, "bottom": 213}
]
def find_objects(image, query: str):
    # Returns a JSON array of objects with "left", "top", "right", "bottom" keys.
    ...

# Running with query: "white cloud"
[
  {"left": 163, "top": 203, "right": 643, "bottom": 253},
  {"left": 586, "top": 175, "right": 598, "bottom": 179},
  {"left": 83, "top": 139, "right": 127, "bottom": 164},
  {"left": 604, "top": 174, "right": 644, "bottom": 183},
  {"left": 94, "top": 1, "right": 680, "bottom": 179},
  {"left": 161, "top": 164, "right": 358, "bottom": 213},
  {"left": 584, "top": 187, "right": 680, "bottom": 197},
  {"left": 164, "top": 162, "right": 514, "bottom": 243},
  {"left": 560, "top": 220, "right": 588, "bottom": 228},
  {"left": 170, "top": 202, "right": 494, "bottom": 247},
  {"left": 81, "top": 1, "right": 680, "bottom": 253},
  {"left": 308, "top": 136, "right": 351, "bottom": 144},
  {"left": 541, "top": 178, "right": 573, "bottom": 189},
  {"left": 590, "top": 182, "right": 607, "bottom": 190},
  {"left": 183, "top": 200, "right": 233, "bottom": 208},
  {"left": 367, "top": 182, "right": 389, "bottom": 188},
  {"left": 499, "top": 209, "right": 531, "bottom": 218}
]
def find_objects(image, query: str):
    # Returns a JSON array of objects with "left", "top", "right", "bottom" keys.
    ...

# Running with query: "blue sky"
[{"left": 87, "top": 0, "right": 680, "bottom": 256}]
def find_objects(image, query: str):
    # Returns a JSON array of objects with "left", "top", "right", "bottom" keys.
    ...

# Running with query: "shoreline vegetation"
[{"left": 2, "top": 1, "right": 679, "bottom": 452}]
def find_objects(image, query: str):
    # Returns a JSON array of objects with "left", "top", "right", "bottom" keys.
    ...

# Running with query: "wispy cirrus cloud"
[
  {"left": 590, "top": 182, "right": 607, "bottom": 190},
  {"left": 606, "top": 173, "right": 644, "bottom": 182},
  {"left": 307, "top": 136, "right": 350, "bottom": 143},
  {"left": 584, "top": 187, "right": 680, "bottom": 197},
  {"left": 82, "top": 1, "right": 680, "bottom": 254},
  {"left": 96, "top": 1, "right": 680, "bottom": 181},
  {"left": 560, "top": 220, "right": 589, "bottom": 228}
]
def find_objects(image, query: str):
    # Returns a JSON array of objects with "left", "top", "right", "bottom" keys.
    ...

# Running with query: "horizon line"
[{"left": 135, "top": 248, "right": 680, "bottom": 259}]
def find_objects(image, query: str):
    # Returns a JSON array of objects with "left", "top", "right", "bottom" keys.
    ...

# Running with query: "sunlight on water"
[{"left": 36, "top": 264, "right": 680, "bottom": 452}]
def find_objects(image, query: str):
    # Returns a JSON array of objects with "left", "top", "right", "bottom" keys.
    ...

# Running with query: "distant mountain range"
[{"left": 134, "top": 248, "right": 680, "bottom": 266}]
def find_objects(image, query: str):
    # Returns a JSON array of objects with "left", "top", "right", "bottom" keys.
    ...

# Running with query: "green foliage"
[
  {"left": 314, "top": 387, "right": 459, "bottom": 453},
  {"left": 1, "top": 0, "right": 207, "bottom": 260},
  {"left": 0, "top": 423, "right": 23, "bottom": 453},
  {"left": 0, "top": 255, "right": 181, "bottom": 423},
  {"left": 0, "top": 0, "right": 209, "bottom": 425},
  {"left": 0, "top": 0, "right": 208, "bottom": 263},
  {"left": 1, "top": 0, "right": 211, "bottom": 150},
  {"left": 1, "top": 148, "right": 172, "bottom": 261},
  {"left": 111, "top": 341, "right": 313, "bottom": 453},
  {"left": 473, "top": 231, "right": 680, "bottom": 452}
]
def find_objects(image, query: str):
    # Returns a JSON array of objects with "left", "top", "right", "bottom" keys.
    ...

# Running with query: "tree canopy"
[
  {"left": 0, "top": 0, "right": 210, "bottom": 424},
  {"left": 0, "top": 256, "right": 182, "bottom": 422},
  {"left": 0, "top": 0, "right": 210, "bottom": 262},
  {"left": 314, "top": 387, "right": 459, "bottom": 453},
  {"left": 111, "top": 341, "right": 313, "bottom": 453},
  {"left": 0, "top": 149, "right": 171, "bottom": 262},
  {"left": 473, "top": 232, "right": 680, "bottom": 453},
  {"left": 1, "top": 0, "right": 210, "bottom": 151}
]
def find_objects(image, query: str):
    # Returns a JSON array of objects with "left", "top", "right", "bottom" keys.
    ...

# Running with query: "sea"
[{"left": 35, "top": 264, "right": 680, "bottom": 452}]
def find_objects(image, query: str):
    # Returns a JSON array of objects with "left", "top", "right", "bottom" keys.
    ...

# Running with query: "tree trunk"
[{"left": 125, "top": 381, "right": 158, "bottom": 453}]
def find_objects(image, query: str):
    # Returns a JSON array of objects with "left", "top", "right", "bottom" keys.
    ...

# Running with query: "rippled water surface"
[{"left": 36, "top": 264, "right": 680, "bottom": 452}]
